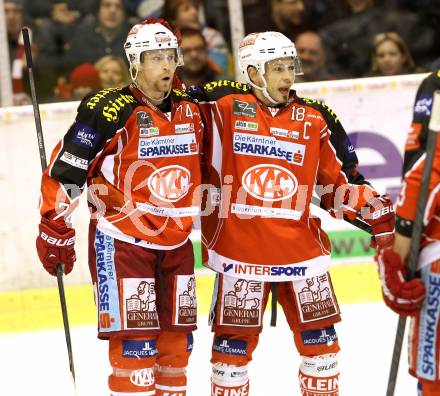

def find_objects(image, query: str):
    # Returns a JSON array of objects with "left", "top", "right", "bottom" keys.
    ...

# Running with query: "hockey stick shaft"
[
  {"left": 22, "top": 27, "right": 76, "bottom": 385},
  {"left": 310, "top": 195, "right": 373, "bottom": 235},
  {"left": 386, "top": 90, "right": 440, "bottom": 396}
]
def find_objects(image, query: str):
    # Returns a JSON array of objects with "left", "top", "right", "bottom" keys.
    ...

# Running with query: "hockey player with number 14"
[
  {"left": 188, "top": 31, "right": 395, "bottom": 396},
  {"left": 35, "top": 18, "right": 203, "bottom": 396}
]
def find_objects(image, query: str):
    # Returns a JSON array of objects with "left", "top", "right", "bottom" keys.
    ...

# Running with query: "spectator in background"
[
  {"left": 367, "top": 32, "right": 425, "bottom": 77},
  {"left": 162, "top": 0, "right": 229, "bottom": 74},
  {"left": 31, "top": 1, "right": 84, "bottom": 102},
  {"left": 319, "top": 0, "right": 381, "bottom": 77},
  {"left": 54, "top": 62, "right": 102, "bottom": 101},
  {"left": 320, "top": 0, "right": 435, "bottom": 78},
  {"left": 69, "top": 63, "right": 102, "bottom": 100},
  {"left": 269, "top": 0, "right": 306, "bottom": 39},
  {"left": 430, "top": 58, "right": 440, "bottom": 72},
  {"left": 63, "top": 0, "right": 130, "bottom": 69},
  {"left": 95, "top": 54, "right": 129, "bottom": 88},
  {"left": 245, "top": 0, "right": 307, "bottom": 41},
  {"left": 178, "top": 28, "right": 224, "bottom": 87},
  {"left": 25, "top": 0, "right": 94, "bottom": 19},
  {"left": 295, "top": 31, "right": 334, "bottom": 82},
  {"left": 5, "top": 0, "right": 32, "bottom": 105}
]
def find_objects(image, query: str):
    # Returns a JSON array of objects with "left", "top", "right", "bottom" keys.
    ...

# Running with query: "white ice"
[{"left": 1, "top": 302, "right": 417, "bottom": 396}]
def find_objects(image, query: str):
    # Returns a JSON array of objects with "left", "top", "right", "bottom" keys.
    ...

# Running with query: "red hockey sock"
[{"left": 155, "top": 365, "right": 187, "bottom": 396}]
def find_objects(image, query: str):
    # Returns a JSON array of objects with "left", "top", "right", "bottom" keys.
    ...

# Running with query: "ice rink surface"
[{"left": 1, "top": 302, "right": 417, "bottom": 396}]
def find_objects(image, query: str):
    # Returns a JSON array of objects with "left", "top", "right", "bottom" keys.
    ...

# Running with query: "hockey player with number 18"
[
  {"left": 188, "top": 31, "right": 395, "bottom": 396},
  {"left": 35, "top": 18, "right": 203, "bottom": 396}
]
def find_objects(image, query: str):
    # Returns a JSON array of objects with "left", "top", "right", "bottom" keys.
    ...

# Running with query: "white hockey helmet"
[
  {"left": 238, "top": 31, "right": 302, "bottom": 103},
  {"left": 238, "top": 31, "right": 302, "bottom": 81},
  {"left": 124, "top": 21, "right": 183, "bottom": 80}
]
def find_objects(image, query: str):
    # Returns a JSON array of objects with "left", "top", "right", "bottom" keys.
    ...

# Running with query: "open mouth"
[{"left": 279, "top": 88, "right": 289, "bottom": 96}]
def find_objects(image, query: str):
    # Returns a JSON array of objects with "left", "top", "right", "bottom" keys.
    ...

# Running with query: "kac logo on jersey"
[
  {"left": 130, "top": 368, "right": 154, "bottom": 387},
  {"left": 242, "top": 164, "right": 298, "bottom": 202},
  {"left": 148, "top": 165, "right": 191, "bottom": 202},
  {"left": 233, "top": 100, "right": 257, "bottom": 118}
]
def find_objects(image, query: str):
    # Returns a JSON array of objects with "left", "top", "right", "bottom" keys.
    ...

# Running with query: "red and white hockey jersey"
[
  {"left": 39, "top": 84, "right": 203, "bottom": 249},
  {"left": 396, "top": 70, "right": 440, "bottom": 267},
  {"left": 189, "top": 81, "right": 378, "bottom": 281}
]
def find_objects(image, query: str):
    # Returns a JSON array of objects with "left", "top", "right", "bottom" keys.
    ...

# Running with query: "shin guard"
[
  {"left": 298, "top": 354, "right": 339, "bottom": 396},
  {"left": 108, "top": 336, "right": 157, "bottom": 395},
  {"left": 211, "top": 363, "right": 249, "bottom": 396}
]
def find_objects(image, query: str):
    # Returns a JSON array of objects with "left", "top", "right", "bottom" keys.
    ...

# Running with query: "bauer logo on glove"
[
  {"left": 40, "top": 230, "right": 75, "bottom": 246},
  {"left": 36, "top": 217, "right": 77, "bottom": 276}
]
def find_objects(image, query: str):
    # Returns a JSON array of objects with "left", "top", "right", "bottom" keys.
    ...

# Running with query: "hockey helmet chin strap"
[{"left": 248, "top": 78, "right": 279, "bottom": 105}]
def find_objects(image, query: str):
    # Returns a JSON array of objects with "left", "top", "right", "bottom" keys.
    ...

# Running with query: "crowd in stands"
[{"left": 4, "top": 0, "right": 440, "bottom": 105}]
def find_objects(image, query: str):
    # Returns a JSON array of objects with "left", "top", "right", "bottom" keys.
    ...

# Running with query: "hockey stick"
[
  {"left": 22, "top": 27, "right": 76, "bottom": 387},
  {"left": 310, "top": 195, "right": 372, "bottom": 235},
  {"left": 386, "top": 90, "right": 440, "bottom": 396}
]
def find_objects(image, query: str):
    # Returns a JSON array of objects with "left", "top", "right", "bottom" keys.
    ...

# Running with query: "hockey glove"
[
  {"left": 358, "top": 195, "right": 395, "bottom": 250},
  {"left": 36, "top": 217, "right": 76, "bottom": 276},
  {"left": 376, "top": 249, "right": 425, "bottom": 316}
]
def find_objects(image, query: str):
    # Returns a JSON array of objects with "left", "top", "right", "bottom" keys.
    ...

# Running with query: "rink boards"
[{"left": 0, "top": 246, "right": 382, "bottom": 332}]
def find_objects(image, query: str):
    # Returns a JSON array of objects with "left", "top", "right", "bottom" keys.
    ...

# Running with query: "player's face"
[
  {"left": 264, "top": 57, "right": 295, "bottom": 103},
  {"left": 136, "top": 49, "right": 178, "bottom": 100}
]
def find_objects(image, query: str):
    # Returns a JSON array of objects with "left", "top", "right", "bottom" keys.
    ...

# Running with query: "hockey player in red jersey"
[
  {"left": 188, "top": 31, "right": 395, "bottom": 396},
  {"left": 376, "top": 71, "right": 440, "bottom": 395},
  {"left": 35, "top": 18, "right": 202, "bottom": 396}
]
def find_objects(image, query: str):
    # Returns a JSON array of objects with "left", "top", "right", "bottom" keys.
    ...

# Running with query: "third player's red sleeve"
[{"left": 396, "top": 71, "right": 440, "bottom": 237}]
